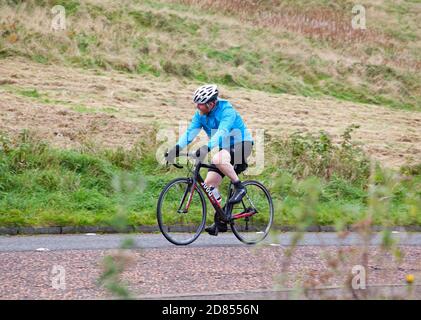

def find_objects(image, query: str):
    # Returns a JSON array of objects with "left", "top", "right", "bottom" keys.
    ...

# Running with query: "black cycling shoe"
[
  {"left": 228, "top": 184, "right": 247, "bottom": 204},
  {"left": 205, "top": 221, "right": 228, "bottom": 236},
  {"left": 205, "top": 212, "right": 228, "bottom": 236}
]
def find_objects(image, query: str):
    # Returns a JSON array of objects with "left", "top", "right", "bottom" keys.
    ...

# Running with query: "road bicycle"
[{"left": 157, "top": 152, "right": 274, "bottom": 245}]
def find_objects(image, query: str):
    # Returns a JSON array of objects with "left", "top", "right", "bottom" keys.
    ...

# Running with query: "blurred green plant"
[
  {"left": 97, "top": 172, "right": 145, "bottom": 299},
  {"left": 271, "top": 156, "right": 419, "bottom": 299}
]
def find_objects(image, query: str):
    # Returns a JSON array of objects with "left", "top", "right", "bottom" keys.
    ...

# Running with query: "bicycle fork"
[{"left": 177, "top": 179, "right": 195, "bottom": 214}]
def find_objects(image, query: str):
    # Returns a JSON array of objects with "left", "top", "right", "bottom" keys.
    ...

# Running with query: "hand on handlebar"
[
  {"left": 164, "top": 145, "right": 180, "bottom": 164},
  {"left": 193, "top": 145, "right": 210, "bottom": 162},
  {"left": 164, "top": 145, "right": 208, "bottom": 169}
]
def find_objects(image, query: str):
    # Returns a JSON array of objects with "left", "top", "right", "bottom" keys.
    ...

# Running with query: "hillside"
[
  {"left": 1, "top": 57, "right": 421, "bottom": 169},
  {"left": 1, "top": 0, "right": 420, "bottom": 111}
]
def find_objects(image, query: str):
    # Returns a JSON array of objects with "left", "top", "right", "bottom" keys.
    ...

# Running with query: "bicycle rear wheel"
[
  {"left": 157, "top": 178, "right": 207, "bottom": 245},
  {"left": 230, "top": 180, "right": 274, "bottom": 245}
]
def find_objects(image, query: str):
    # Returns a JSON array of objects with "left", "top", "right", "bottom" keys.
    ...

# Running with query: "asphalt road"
[
  {"left": 1, "top": 232, "right": 420, "bottom": 300},
  {"left": 1, "top": 232, "right": 421, "bottom": 252}
]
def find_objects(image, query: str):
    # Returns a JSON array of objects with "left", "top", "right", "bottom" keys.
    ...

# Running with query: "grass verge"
[{"left": 0, "top": 129, "right": 420, "bottom": 227}]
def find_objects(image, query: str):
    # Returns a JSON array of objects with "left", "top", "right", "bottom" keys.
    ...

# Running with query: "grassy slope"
[
  {"left": 0, "top": 0, "right": 420, "bottom": 227},
  {"left": 0, "top": 0, "right": 420, "bottom": 110}
]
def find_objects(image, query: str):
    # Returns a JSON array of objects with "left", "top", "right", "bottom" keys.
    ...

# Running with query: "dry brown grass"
[
  {"left": 177, "top": 0, "right": 379, "bottom": 43},
  {"left": 172, "top": 0, "right": 421, "bottom": 71},
  {"left": 0, "top": 1, "right": 145, "bottom": 70},
  {"left": 1, "top": 57, "right": 420, "bottom": 168}
]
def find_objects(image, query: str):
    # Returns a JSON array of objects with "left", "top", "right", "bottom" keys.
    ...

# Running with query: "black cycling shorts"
[{"left": 208, "top": 141, "right": 253, "bottom": 178}]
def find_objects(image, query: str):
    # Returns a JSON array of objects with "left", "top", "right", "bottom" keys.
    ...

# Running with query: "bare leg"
[
  {"left": 203, "top": 167, "right": 227, "bottom": 235},
  {"left": 212, "top": 149, "right": 247, "bottom": 205},
  {"left": 211, "top": 149, "right": 239, "bottom": 182},
  {"left": 204, "top": 171, "right": 223, "bottom": 188},
  {"left": 204, "top": 148, "right": 247, "bottom": 235}
]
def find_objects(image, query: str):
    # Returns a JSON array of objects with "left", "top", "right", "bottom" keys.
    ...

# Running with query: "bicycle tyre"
[{"left": 157, "top": 177, "right": 207, "bottom": 245}]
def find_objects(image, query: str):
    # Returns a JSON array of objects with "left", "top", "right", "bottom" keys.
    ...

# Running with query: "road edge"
[{"left": 1, "top": 225, "right": 421, "bottom": 235}]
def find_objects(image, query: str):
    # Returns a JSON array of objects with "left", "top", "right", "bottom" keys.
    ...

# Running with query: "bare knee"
[{"left": 212, "top": 150, "right": 231, "bottom": 166}]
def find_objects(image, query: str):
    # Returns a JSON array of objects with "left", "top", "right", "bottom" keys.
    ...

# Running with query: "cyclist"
[{"left": 165, "top": 84, "right": 254, "bottom": 236}]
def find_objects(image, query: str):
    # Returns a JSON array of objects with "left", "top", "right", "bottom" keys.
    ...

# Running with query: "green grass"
[
  {"left": 0, "top": 130, "right": 168, "bottom": 227},
  {"left": 18, "top": 88, "right": 41, "bottom": 98},
  {"left": 0, "top": 130, "right": 419, "bottom": 227},
  {"left": 0, "top": 84, "right": 121, "bottom": 115},
  {"left": 70, "top": 105, "right": 96, "bottom": 113},
  {"left": 102, "top": 107, "right": 119, "bottom": 114}
]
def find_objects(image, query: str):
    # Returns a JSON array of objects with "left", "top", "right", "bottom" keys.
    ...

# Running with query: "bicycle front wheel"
[
  {"left": 230, "top": 180, "right": 274, "bottom": 245},
  {"left": 157, "top": 178, "right": 207, "bottom": 245}
]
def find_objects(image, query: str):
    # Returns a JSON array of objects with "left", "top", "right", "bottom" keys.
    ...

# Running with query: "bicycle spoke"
[
  {"left": 231, "top": 181, "right": 273, "bottom": 244},
  {"left": 244, "top": 193, "right": 258, "bottom": 212}
]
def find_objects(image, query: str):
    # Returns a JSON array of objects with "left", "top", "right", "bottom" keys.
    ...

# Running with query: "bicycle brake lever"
[{"left": 166, "top": 161, "right": 182, "bottom": 169}]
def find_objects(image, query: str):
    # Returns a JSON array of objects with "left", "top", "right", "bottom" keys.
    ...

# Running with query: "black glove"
[
  {"left": 165, "top": 145, "right": 180, "bottom": 164},
  {"left": 194, "top": 145, "right": 210, "bottom": 162}
]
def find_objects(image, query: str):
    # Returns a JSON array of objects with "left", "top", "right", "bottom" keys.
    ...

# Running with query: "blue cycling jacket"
[{"left": 177, "top": 99, "right": 254, "bottom": 150}]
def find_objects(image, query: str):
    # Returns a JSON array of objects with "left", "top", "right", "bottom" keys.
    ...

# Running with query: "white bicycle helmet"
[{"left": 193, "top": 84, "right": 219, "bottom": 104}]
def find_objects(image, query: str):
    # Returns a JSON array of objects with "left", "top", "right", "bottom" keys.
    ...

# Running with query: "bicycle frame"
[{"left": 176, "top": 159, "right": 256, "bottom": 222}]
